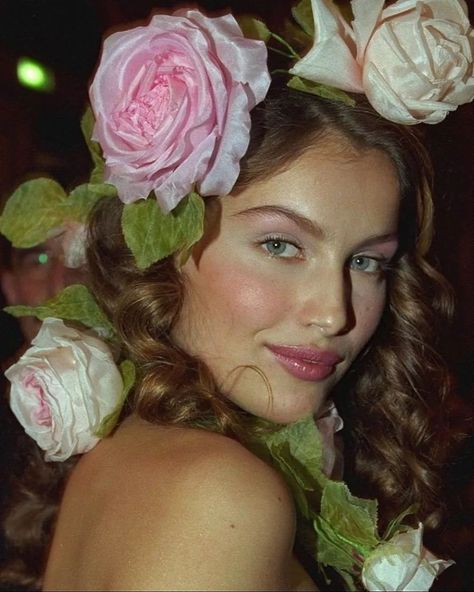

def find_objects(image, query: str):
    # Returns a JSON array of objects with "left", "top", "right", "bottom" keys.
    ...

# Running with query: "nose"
[{"left": 297, "top": 266, "right": 353, "bottom": 336}]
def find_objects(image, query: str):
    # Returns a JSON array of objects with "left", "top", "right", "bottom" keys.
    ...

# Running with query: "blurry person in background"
[
  {"left": 0, "top": 235, "right": 85, "bottom": 348},
  {"left": 0, "top": 238, "right": 80, "bottom": 342}
]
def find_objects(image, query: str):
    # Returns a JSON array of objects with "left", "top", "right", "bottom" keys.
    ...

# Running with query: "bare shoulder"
[{"left": 46, "top": 420, "right": 297, "bottom": 590}]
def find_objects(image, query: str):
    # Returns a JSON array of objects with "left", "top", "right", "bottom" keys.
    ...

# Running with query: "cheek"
[
  {"left": 11, "top": 275, "right": 48, "bottom": 306},
  {"left": 200, "top": 261, "right": 288, "bottom": 332},
  {"left": 352, "top": 286, "right": 387, "bottom": 350},
  {"left": 181, "top": 255, "right": 292, "bottom": 349}
]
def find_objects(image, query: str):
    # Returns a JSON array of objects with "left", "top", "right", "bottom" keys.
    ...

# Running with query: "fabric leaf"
[
  {"left": 5, "top": 284, "right": 115, "bottom": 339},
  {"left": 0, "top": 178, "right": 67, "bottom": 247},
  {"left": 320, "top": 481, "right": 380, "bottom": 551},
  {"left": 315, "top": 514, "right": 360, "bottom": 580},
  {"left": 121, "top": 192, "right": 205, "bottom": 269},
  {"left": 237, "top": 15, "right": 271, "bottom": 42},
  {"left": 80, "top": 106, "right": 105, "bottom": 184},
  {"left": 287, "top": 75, "right": 356, "bottom": 106},
  {"left": 253, "top": 415, "right": 329, "bottom": 519},
  {"left": 67, "top": 183, "right": 117, "bottom": 222}
]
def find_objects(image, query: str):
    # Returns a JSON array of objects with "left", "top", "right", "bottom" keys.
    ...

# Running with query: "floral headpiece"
[{"left": 1, "top": 1, "right": 471, "bottom": 590}]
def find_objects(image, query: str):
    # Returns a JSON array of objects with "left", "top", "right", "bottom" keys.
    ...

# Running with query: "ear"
[{"left": 0, "top": 269, "right": 21, "bottom": 305}]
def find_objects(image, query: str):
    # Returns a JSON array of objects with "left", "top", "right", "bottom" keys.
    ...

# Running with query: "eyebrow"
[
  {"left": 234, "top": 205, "right": 326, "bottom": 239},
  {"left": 234, "top": 205, "right": 399, "bottom": 249}
]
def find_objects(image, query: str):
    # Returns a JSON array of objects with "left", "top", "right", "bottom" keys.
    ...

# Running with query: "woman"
[{"left": 1, "top": 1, "right": 472, "bottom": 590}]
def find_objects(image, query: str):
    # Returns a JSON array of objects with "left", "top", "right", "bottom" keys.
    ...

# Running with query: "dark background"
[{"left": 0, "top": 1, "right": 472, "bottom": 589}]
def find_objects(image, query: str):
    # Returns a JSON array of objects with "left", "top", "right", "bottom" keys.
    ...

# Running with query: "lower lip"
[{"left": 268, "top": 350, "right": 337, "bottom": 382}]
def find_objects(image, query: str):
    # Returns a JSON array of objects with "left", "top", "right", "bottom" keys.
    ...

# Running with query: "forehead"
[{"left": 223, "top": 144, "right": 400, "bottom": 235}]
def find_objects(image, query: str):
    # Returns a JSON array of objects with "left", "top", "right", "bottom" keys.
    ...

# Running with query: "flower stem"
[{"left": 270, "top": 33, "right": 301, "bottom": 60}]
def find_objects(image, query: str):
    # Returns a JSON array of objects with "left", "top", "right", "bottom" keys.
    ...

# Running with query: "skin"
[
  {"left": 173, "top": 142, "right": 400, "bottom": 423},
  {"left": 43, "top": 141, "right": 400, "bottom": 591}
]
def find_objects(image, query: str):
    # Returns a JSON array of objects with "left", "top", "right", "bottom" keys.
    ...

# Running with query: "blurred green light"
[
  {"left": 38, "top": 252, "right": 49, "bottom": 265},
  {"left": 17, "top": 57, "right": 55, "bottom": 92}
]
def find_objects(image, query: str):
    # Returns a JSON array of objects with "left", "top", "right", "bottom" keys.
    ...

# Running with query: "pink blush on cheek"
[{"left": 204, "top": 262, "right": 288, "bottom": 330}]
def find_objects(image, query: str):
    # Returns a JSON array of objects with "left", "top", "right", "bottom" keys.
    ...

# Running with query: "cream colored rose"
[
  {"left": 6, "top": 318, "right": 123, "bottom": 461},
  {"left": 290, "top": 0, "right": 474, "bottom": 124},
  {"left": 364, "top": 0, "right": 474, "bottom": 124},
  {"left": 361, "top": 524, "right": 454, "bottom": 591}
]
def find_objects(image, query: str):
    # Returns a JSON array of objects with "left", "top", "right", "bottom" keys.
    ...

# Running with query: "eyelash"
[
  {"left": 349, "top": 255, "right": 392, "bottom": 274},
  {"left": 258, "top": 235, "right": 303, "bottom": 259},
  {"left": 257, "top": 236, "right": 394, "bottom": 274}
]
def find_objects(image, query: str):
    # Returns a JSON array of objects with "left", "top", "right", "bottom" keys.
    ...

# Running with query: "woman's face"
[{"left": 173, "top": 141, "right": 400, "bottom": 423}]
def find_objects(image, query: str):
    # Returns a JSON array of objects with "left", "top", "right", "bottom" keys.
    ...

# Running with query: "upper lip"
[{"left": 266, "top": 344, "right": 343, "bottom": 366}]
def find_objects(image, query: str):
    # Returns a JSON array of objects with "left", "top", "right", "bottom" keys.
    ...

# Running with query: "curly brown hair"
[{"left": 0, "top": 85, "right": 456, "bottom": 588}]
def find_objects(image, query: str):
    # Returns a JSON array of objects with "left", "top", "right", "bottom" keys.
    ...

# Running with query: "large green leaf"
[
  {"left": 68, "top": 183, "right": 117, "bottom": 222},
  {"left": 266, "top": 415, "right": 327, "bottom": 487},
  {"left": 253, "top": 415, "right": 328, "bottom": 520},
  {"left": 0, "top": 178, "right": 67, "bottom": 247},
  {"left": 121, "top": 192, "right": 205, "bottom": 269},
  {"left": 315, "top": 515, "right": 359, "bottom": 580},
  {"left": 80, "top": 106, "right": 105, "bottom": 184},
  {"left": 320, "top": 481, "right": 380, "bottom": 550},
  {"left": 5, "top": 284, "right": 115, "bottom": 339}
]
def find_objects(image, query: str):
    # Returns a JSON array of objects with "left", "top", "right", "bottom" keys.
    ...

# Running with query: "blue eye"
[
  {"left": 350, "top": 256, "right": 382, "bottom": 273},
  {"left": 262, "top": 239, "right": 300, "bottom": 258}
]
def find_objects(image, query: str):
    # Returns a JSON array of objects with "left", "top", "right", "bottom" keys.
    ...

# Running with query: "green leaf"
[
  {"left": 292, "top": 0, "right": 314, "bottom": 37},
  {"left": 0, "top": 178, "right": 67, "bottom": 247},
  {"left": 252, "top": 416, "right": 328, "bottom": 520},
  {"left": 94, "top": 359, "right": 136, "bottom": 438},
  {"left": 314, "top": 482, "right": 380, "bottom": 586},
  {"left": 287, "top": 76, "right": 356, "bottom": 106},
  {"left": 237, "top": 15, "right": 271, "bottom": 42},
  {"left": 121, "top": 192, "right": 205, "bottom": 269},
  {"left": 315, "top": 515, "right": 360, "bottom": 579},
  {"left": 80, "top": 106, "right": 105, "bottom": 184},
  {"left": 67, "top": 183, "right": 117, "bottom": 222},
  {"left": 320, "top": 481, "right": 380, "bottom": 551},
  {"left": 5, "top": 284, "right": 115, "bottom": 339}
]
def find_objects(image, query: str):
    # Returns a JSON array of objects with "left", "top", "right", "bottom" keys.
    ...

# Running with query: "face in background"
[
  {"left": 1, "top": 237, "right": 85, "bottom": 343},
  {"left": 172, "top": 139, "right": 401, "bottom": 423}
]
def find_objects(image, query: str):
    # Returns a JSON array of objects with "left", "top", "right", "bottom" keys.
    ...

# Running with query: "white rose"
[
  {"left": 290, "top": 0, "right": 474, "bottom": 124},
  {"left": 361, "top": 523, "right": 454, "bottom": 591},
  {"left": 61, "top": 221, "right": 88, "bottom": 268},
  {"left": 5, "top": 317, "right": 124, "bottom": 461},
  {"left": 363, "top": 0, "right": 474, "bottom": 124}
]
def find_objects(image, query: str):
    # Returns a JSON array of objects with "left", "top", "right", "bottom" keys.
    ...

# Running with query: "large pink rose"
[
  {"left": 290, "top": 0, "right": 474, "bottom": 124},
  {"left": 90, "top": 9, "right": 270, "bottom": 211}
]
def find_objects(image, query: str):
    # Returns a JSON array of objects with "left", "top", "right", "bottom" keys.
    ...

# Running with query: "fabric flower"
[
  {"left": 5, "top": 318, "right": 124, "bottom": 461},
  {"left": 361, "top": 524, "right": 454, "bottom": 591},
  {"left": 90, "top": 9, "right": 270, "bottom": 212},
  {"left": 315, "top": 400, "right": 344, "bottom": 479},
  {"left": 290, "top": 0, "right": 474, "bottom": 124},
  {"left": 59, "top": 221, "right": 88, "bottom": 269},
  {"left": 47, "top": 221, "right": 88, "bottom": 269}
]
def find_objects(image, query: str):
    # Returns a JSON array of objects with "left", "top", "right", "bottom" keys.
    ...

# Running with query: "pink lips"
[{"left": 266, "top": 345, "right": 343, "bottom": 382}]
